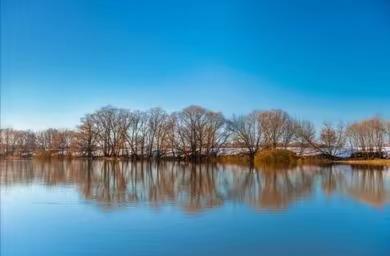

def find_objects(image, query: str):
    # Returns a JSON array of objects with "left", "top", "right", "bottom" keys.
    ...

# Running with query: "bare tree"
[
  {"left": 386, "top": 121, "right": 390, "bottom": 146},
  {"left": 369, "top": 117, "right": 385, "bottom": 153},
  {"left": 319, "top": 122, "right": 346, "bottom": 158},
  {"left": 281, "top": 118, "right": 298, "bottom": 149},
  {"left": 202, "top": 111, "right": 228, "bottom": 157},
  {"left": 36, "top": 128, "right": 59, "bottom": 153},
  {"left": 53, "top": 130, "right": 76, "bottom": 157},
  {"left": 77, "top": 114, "right": 98, "bottom": 158},
  {"left": 0, "top": 129, "right": 21, "bottom": 155},
  {"left": 346, "top": 117, "right": 386, "bottom": 157},
  {"left": 146, "top": 107, "right": 168, "bottom": 158},
  {"left": 259, "top": 110, "right": 292, "bottom": 148},
  {"left": 164, "top": 113, "right": 179, "bottom": 158},
  {"left": 176, "top": 106, "right": 207, "bottom": 159},
  {"left": 19, "top": 130, "right": 36, "bottom": 154},
  {"left": 295, "top": 120, "right": 317, "bottom": 155},
  {"left": 228, "top": 111, "right": 262, "bottom": 160},
  {"left": 174, "top": 105, "right": 229, "bottom": 160},
  {"left": 91, "top": 106, "right": 129, "bottom": 157},
  {"left": 2, "top": 105, "right": 388, "bottom": 161}
]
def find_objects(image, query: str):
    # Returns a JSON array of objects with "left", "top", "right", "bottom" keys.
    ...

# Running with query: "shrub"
[
  {"left": 34, "top": 150, "right": 52, "bottom": 159},
  {"left": 254, "top": 149, "right": 297, "bottom": 166}
]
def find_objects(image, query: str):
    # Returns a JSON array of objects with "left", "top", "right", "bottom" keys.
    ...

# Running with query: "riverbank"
[
  {"left": 216, "top": 150, "right": 390, "bottom": 167},
  {"left": 334, "top": 159, "right": 390, "bottom": 166},
  {"left": 2, "top": 152, "right": 390, "bottom": 167}
]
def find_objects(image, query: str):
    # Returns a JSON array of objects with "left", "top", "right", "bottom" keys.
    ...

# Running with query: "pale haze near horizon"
[{"left": 1, "top": 0, "right": 389, "bottom": 131}]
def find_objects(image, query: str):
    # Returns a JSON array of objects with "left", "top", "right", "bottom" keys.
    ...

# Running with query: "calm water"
[{"left": 1, "top": 160, "right": 389, "bottom": 256}]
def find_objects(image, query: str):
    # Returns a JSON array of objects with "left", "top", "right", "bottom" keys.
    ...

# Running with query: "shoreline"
[
  {"left": 2, "top": 155, "right": 390, "bottom": 167},
  {"left": 333, "top": 159, "right": 390, "bottom": 166}
]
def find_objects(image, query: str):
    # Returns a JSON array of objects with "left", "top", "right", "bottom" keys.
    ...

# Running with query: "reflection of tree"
[
  {"left": 1, "top": 160, "right": 389, "bottom": 212},
  {"left": 86, "top": 161, "right": 129, "bottom": 206},
  {"left": 320, "top": 165, "right": 346, "bottom": 195},
  {"left": 346, "top": 167, "right": 390, "bottom": 207},
  {"left": 229, "top": 165, "right": 315, "bottom": 210},
  {"left": 260, "top": 168, "right": 314, "bottom": 209},
  {"left": 182, "top": 163, "right": 223, "bottom": 212},
  {"left": 318, "top": 165, "right": 390, "bottom": 207}
]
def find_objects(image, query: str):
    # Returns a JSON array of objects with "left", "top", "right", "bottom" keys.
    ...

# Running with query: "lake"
[{"left": 1, "top": 160, "right": 389, "bottom": 256}]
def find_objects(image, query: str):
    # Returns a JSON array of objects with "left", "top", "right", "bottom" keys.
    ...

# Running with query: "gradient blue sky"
[{"left": 1, "top": 0, "right": 389, "bottom": 130}]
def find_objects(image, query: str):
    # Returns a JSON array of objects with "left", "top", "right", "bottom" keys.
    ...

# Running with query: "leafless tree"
[
  {"left": 91, "top": 106, "right": 129, "bottom": 157},
  {"left": 228, "top": 111, "right": 262, "bottom": 160},
  {"left": 386, "top": 121, "right": 390, "bottom": 146},
  {"left": 295, "top": 120, "right": 317, "bottom": 155},
  {"left": 19, "top": 130, "right": 36, "bottom": 154},
  {"left": 164, "top": 113, "right": 179, "bottom": 158},
  {"left": 2, "top": 105, "right": 388, "bottom": 161},
  {"left": 123, "top": 110, "right": 145, "bottom": 159},
  {"left": 346, "top": 117, "right": 386, "bottom": 156},
  {"left": 176, "top": 106, "right": 207, "bottom": 159},
  {"left": 281, "top": 118, "right": 298, "bottom": 149},
  {"left": 0, "top": 129, "right": 20, "bottom": 155},
  {"left": 146, "top": 107, "right": 169, "bottom": 158},
  {"left": 53, "top": 130, "right": 76, "bottom": 157},
  {"left": 77, "top": 114, "right": 98, "bottom": 158},
  {"left": 259, "top": 110, "right": 293, "bottom": 148},
  {"left": 36, "top": 128, "right": 59, "bottom": 152},
  {"left": 174, "top": 105, "right": 228, "bottom": 160},
  {"left": 319, "top": 122, "right": 346, "bottom": 158},
  {"left": 203, "top": 111, "right": 229, "bottom": 157}
]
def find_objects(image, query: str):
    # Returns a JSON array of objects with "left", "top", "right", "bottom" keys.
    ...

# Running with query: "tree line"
[{"left": 1, "top": 105, "right": 389, "bottom": 160}]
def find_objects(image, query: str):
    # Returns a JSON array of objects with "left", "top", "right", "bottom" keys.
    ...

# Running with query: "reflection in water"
[
  {"left": 347, "top": 165, "right": 388, "bottom": 207},
  {"left": 1, "top": 160, "right": 389, "bottom": 212},
  {"left": 319, "top": 165, "right": 390, "bottom": 207}
]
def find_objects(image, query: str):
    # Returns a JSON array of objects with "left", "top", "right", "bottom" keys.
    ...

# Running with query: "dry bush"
[
  {"left": 255, "top": 149, "right": 297, "bottom": 166},
  {"left": 34, "top": 150, "right": 52, "bottom": 159}
]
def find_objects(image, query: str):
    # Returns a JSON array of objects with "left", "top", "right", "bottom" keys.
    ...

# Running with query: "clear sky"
[{"left": 1, "top": 0, "right": 389, "bottom": 130}]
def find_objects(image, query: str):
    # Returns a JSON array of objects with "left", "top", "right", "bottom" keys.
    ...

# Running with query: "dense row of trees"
[{"left": 1, "top": 105, "right": 389, "bottom": 159}]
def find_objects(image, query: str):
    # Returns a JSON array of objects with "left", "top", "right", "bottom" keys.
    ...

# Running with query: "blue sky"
[{"left": 1, "top": 0, "right": 389, "bottom": 130}]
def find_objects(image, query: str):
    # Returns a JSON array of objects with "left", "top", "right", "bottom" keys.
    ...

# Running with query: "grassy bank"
[
  {"left": 3, "top": 151, "right": 390, "bottom": 167},
  {"left": 334, "top": 159, "right": 390, "bottom": 166},
  {"left": 216, "top": 149, "right": 390, "bottom": 168}
]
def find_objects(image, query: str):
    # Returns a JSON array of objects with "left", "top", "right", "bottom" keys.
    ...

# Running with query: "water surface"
[{"left": 1, "top": 160, "right": 389, "bottom": 255}]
